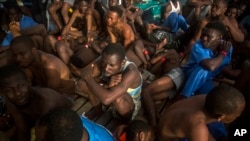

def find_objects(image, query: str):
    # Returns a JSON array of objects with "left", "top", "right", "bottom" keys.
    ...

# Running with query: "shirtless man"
[
  {"left": 121, "top": 0, "right": 144, "bottom": 34},
  {"left": 61, "top": 0, "right": 101, "bottom": 41},
  {"left": 53, "top": 0, "right": 102, "bottom": 65},
  {"left": 9, "top": 36, "right": 75, "bottom": 95},
  {"left": 48, "top": 0, "right": 76, "bottom": 32},
  {"left": 188, "top": 0, "right": 244, "bottom": 51},
  {"left": 78, "top": 43, "right": 142, "bottom": 121},
  {"left": 106, "top": 6, "right": 149, "bottom": 69},
  {"left": 0, "top": 64, "right": 72, "bottom": 141},
  {"left": 158, "top": 85, "right": 245, "bottom": 141}
]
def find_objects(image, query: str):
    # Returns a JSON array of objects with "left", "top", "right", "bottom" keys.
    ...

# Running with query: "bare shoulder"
[
  {"left": 122, "top": 23, "right": 133, "bottom": 33},
  {"left": 32, "top": 87, "right": 71, "bottom": 105},
  {"left": 40, "top": 51, "right": 69, "bottom": 70},
  {"left": 124, "top": 63, "right": 140, "bottom": 74},
  {"left": 32, "top": 87, "right": 61, "bottom": 99},
  {"left": 186, "top": 119, "right": 209, "bottom": 141}
]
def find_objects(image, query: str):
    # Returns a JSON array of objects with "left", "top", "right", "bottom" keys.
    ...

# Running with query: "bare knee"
[
  {"left": 113, "top": 95, "right": 134, "bottom": 117},
  {"left": 56, "top": 42, "right": 68, "bottom": 53},
  {"left": 49, "top": 4, "right": 59, "bottom": 14}
]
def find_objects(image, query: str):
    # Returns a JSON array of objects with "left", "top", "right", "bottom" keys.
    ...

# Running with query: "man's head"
[
  {"left": 122, "top": 0, "right": 132, "bottom": 8},
  {"left": 126, "top": 120, "right": 154, "bottom": 141},
  {"left": 237, "top": 3, "right": 246, "bottom": 17},
  {"left": 106, "top": 6, "right": 123, "bottom": 27},
  {"left": 8, "top": 5, "right": 23, "bottom": 22},
  {"left": 77, "top": 0, "right": 89, "bottom": 14},
  {"left": 225, "top": 4, "right": 238, "bottom": 18},
  {"left": 101, "top": 43, "right": 126, "bottom": 77},
  {"left": 201, "top": 21, "right": 227, "bottom": 48},
  {"left": 205, "top": 86, "right": 245, "bottom": 123},
  {"left": 10, "top": 36, "right": 37, "bottom": 68},
  {"left": 109, "top": 0, "right": 119, "bottom": 7},
  {"left": 211, "top": 0, "right": 228, "bottom": 18},
  {"left": 0, "top": 64, "right": 31, "bottom": 106},
  {"left": 35, "top": 108, "right": 84, "bottom": 141}
]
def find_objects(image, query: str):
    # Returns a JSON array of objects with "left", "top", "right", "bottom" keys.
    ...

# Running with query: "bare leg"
[
  {"left": 61, "top": 2, "right": 72, "bottom": 25},
  {"left": 155, "top": 38, "right": 168, "bottom": 54},
  {"left": 113, "top": 93, "right": 134, "bottom": 122},
  {"left": 133, "top": 40, "right": 149, "bottom": 69},
  {"left": 49, "top": 3, "right": 63, "bottom": 31},
  {"left": 56, "top": 41, "right": 73, "bottom": 65},
  {"left": 142, "top": 76, "right": 174, "bottom": 126},
  {"left": 44, "top": 35, "right": 58, "bottom": 54}
]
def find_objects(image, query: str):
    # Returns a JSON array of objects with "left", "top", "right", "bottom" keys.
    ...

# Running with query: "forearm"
[
  {"left": 21, "top": 24, "right": 47, "bottom": 36},
  {"left": 85, "top": 77, "right": 112, "bottom": 105},
  {"left": 200, "top": 54, "right": 225, "bottom": 71},
  {"left": 227, "top": 26, "right": 244, "bottom": 43}
]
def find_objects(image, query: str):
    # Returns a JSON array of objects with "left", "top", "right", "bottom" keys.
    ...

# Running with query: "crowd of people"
[{"left": 0, "top": 0, "right": 249, "bottom": 141}]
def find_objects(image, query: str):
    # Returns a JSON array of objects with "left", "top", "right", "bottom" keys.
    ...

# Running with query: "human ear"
[
  {"left": 217, "top": 114, "right": 225, "bottom": 122},
  {"left": 122, "top": 59, "right": 126, "bottom": 66},
  {"left": 139, "top": 131, "right": 145, "bottom": 141}
]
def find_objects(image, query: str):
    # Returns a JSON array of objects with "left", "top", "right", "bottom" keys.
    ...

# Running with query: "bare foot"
[{"left": 156, "top": 38, "right": 168, "bottom": 51}]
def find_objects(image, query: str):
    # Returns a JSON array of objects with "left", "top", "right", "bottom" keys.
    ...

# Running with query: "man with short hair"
[
  {"left": 158, "top": 85, "right": 245, "bottom": 141},
  {"left": 9, "top": 36, "right": 75, "bottom": 95},
  {"left": 35, "top": 108, "right": 115, "bottom": 141},
  {"left": 106, "top": 6, "right": 149, "bottom": 69},
  {"left": 187, "top": 0, "right": 244, "bottom": 51},
  {"left": 78, "top": 43, "right": 142, "bottom": 121},
  {"left": 181, "top": 21, "right": 233, "bottom": 98},
  {"left": 0, "top": 64, "right": 72, "bottom": 141}
]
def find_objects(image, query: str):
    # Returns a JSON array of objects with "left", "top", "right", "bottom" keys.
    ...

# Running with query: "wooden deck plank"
[
  {"left": 95, "top": 110, "right": 113, "bottom": 126},
  {"left": 71, "top": 97, "right": 87, "bottom": 111},
  {"left": 77, "top": 101, "right": 93, "bottom": 116}
]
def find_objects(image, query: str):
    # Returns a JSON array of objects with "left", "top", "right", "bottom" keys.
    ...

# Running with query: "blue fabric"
[
  {"left": 207, "top": 122, "right": 227, "bottom": 140},
  {"left": 1, "top": 15, "right": 38, "bottom": 46},
  {"left": 181, "top": 40, "right": 232, "bottom": 97},
  {"left": 81, "top": 116, "right": 115, "bottom": 141},
  {"left": 1, "top": 33, "right": 13, "bottom": 46},
  {"left": 162, "top": 12, "right": 188, "bottom": 33}
]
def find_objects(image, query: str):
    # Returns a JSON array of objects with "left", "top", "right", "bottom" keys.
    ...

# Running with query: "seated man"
[
  {"left": 9, "top": 36, "right": 76, "bottom": 95},
  {"left": 78, "top": 43, "right": 142, "bottom": 121},
  {"left": 158, "top": 85, "right": 245, "bottom": 141},
  {"left": 48, "top": 0, "right": 76, "bottom": 33},
  {"left": 121, "top": 0, "right": 144, "bottom": 34},
  {"left": 35, "top": 108, "right": 115, "bottom": 141},
  {"left": 54, "top": 0, "right": 102, "bottom": 65},
  {"left": 106, "top": 6, "right": 149, "bottom": 69},
  {"left": 61, "top": 0, "right": 101, "bottom": 41},
  {"left": 147, "top": 0, "right": 188, "bottom": 36},
  {"left": 143, "top": 21, "right": 231, "bottom": 126},
  {"left": 181, "top": 21, "right": 232, "bottom": 98},
  {"left": 187, "top": 0, "right": 244, "bottom": 51},
  {"left": 1, "top": 5, "right": 47, "bottom": 49},
  {"left": 0, "top": 64, "right": 72, "bottom": 141}
]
